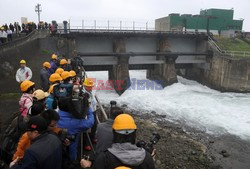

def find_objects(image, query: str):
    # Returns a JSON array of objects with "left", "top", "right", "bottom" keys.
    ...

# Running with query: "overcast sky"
[{"left": 1, "top": 0, "right": 249, "bottom": 31}]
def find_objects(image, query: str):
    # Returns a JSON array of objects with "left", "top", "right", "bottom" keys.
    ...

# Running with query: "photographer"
[
  {"left": 80, "top": 114, "right": 155, "bottom": 169},
  {"left": 57, "top": 95, "right": 94, "bottom": 161},
  {"left": 11, "top": 109, "right": 60, "bottom": 163},
  {"left": 82, "top": 78, "right": 97, "bottom": 151},
  {"left": 10, "top": 116, "right": 62, "bottom": 169}
]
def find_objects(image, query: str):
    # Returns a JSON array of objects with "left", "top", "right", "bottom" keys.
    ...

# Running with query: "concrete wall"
[
  {"left": 155, "top": 17, "right": 171, "bottom": 31},
  {"left": 185, "top": 55, "right": 250, "bottom": 92}
]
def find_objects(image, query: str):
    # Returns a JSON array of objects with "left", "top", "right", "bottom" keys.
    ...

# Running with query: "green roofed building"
[{"left": 155, "top": 8, "right": 243, "bottom": 37}]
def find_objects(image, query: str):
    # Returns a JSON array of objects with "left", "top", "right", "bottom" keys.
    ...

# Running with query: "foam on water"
[{"left": 87, "top": 70, "right": 250, "bottom": 140}]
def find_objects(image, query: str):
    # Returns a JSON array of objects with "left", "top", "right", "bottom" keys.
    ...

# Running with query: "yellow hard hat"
[
  {"left": 20, "top": 60, "right": 26, "bottom": 64},
  {"left": 48, "top": 84, "right": 57, "bottom": 93},
  {"left": 51, "top": 54, "right": 57, "bottom": 60},
  {"left": 20, "top": 80, "right": 35, "bottom": 92},
  {"left": 49, "top": 73, "right": 62, "bottom": 83},
  {"left": 43, "top": 62, "right": 51, "bottom": 68},
  {"left": 83, "top": 78, "right": 95, "bottom": 87},
  {"left": 115, "top": 167, "right": 131, "bottom": 169},
  {"left": 55, "top": 68, "right": 64, "bottom": 75},
  {"left": 69, "top": 70, "right": 76, "bottom": 77},
  {"left": 113, "top": 114, "right": 137, "bottom": 131},
  {"left": 61, "top": 71, "right": 71, "bottom": 80},
  {"left": 33, "top": 89, "right": 49, "bottom": 100},
  {"left": 60, "top": 59, "right": 67, "bottom": 65}
]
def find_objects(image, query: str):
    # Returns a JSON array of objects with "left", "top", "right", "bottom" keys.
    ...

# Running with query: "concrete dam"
[{"left": 0, "top": 29, "right": 249, "bottom": 94}]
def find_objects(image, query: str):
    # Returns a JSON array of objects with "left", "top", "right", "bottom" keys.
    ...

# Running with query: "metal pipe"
[
  {"left": 95, "top": 95, "right": 108, "bottom": 120},
  {"left": 86, "top": 132, "right": 96, "bottom": 155}
]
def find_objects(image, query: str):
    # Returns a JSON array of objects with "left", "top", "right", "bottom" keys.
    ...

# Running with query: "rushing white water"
[{"left": 87, "top": 70, "right": 250, "bottom": 140}]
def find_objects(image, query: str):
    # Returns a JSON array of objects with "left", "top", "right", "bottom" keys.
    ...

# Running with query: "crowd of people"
[
  {"left": 0, "top": 21, "right": 58, "bottom": 44},
  {"left": 0, "top": 53, "right": 156, "bottom": 169}
]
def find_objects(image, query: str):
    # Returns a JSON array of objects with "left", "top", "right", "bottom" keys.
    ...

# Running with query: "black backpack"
[
  {"left": 55, "top": 83, "right": 89, "bottom": 119},
  {"left": 0, "top": 114, "right": 26, "bottom": 164}
]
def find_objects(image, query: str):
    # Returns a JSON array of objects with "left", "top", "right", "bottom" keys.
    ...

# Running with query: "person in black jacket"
[
  {"left": 40, "top": 62, "right": 51, "bottom": 92},
  {"left": 80, "top": 114, "right": 155, "bottom": 169},
  {"left": 10, "top": 116, "right": 62, "bottom": 169}
]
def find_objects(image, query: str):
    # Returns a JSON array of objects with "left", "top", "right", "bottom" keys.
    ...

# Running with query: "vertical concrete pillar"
[
  {"left": 109, "top": 39, "right": 130, "bottom": 95},
  {"left": 147, "top": 38, "right": 177, "bottom": 87},
  {"left": 67, "top": 38, "right": 77, "bottom": 58}
]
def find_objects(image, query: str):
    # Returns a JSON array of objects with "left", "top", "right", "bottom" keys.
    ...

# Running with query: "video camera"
[
  {"left": 136, "top": 132, "right": 161, "bottom": 154},
  {"left": 58, "top": 130, "right": 76, "bottom": 142}
]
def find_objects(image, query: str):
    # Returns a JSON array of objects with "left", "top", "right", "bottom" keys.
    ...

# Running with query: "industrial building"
[{"left": 155, "top": 8, "right": 243, "bottom": 37}]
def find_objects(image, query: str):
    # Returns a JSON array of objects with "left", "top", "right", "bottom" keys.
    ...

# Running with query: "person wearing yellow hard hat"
[
  {"left": 48, "top": 73, "right": 63, "bottom": 93},
  {"left": 55, "top": 68, "right": 64, "bottom": 75},
  {"left": 115, "top": 167, "right": 131, "bottom": 169},
  {"left": 70, "top": 70, "right": 81, "bottom": 98},
  {"left": 19, "top": 80, "right": 35, "bottom": 117},
  {"left": 46, "top": 73, "right": 63, "bottom": 110},
  {"left": 82, "top": 78, "right": 97, "bottom": 151},
  {"left": 80, "top": 114, "right": 155, "bottom": 169},
  {"left": 0, "top": 26, "right": 7, "bottom": 43},
  {"left": 16, "top": 60, "right": 33, "bottom": 83},
  {"left": 40, "top": 62, "right": 51, "bottom": 91},
  {"left": 60, "top": 58, "right": 72, "bottom": 71},
  {"left": 48, "top": 54, "right": 58, "bottom": 75},
  {"left": 61, "top": 71, "right": 71, "bottom": 82}
]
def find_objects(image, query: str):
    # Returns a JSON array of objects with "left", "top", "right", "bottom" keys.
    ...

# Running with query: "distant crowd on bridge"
[{"left": 0, "top": 21, "right": 58, "bottom": 44}]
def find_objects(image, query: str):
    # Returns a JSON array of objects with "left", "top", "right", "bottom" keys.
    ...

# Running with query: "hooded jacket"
[
  {"left": 95, "top": 119, "right": 114, "bottom": 154},
  {"left": 93, "top": 143, "right": 155, "bottom": 169}
]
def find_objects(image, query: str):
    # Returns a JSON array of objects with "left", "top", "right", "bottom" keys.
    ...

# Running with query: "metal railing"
[{"left": 66, "top": 19, "right": 155, "bottom": 31}]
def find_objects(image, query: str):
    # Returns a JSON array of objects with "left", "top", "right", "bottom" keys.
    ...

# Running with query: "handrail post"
[{"left": 108, "top": 20, "right": 109, "bottom": 31}]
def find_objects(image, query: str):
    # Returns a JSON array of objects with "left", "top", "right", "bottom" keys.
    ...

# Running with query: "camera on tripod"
[{"left": 136, "top": 132, "right": 161, "bottom": 154}]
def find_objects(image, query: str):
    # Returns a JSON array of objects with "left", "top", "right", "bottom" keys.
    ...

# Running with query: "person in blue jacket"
[
  {"left": 48, "top": 54, "right": 58, "bottom": 76},
  {"left": 57, "top": 97, "right": 94, "bottom": 161}
]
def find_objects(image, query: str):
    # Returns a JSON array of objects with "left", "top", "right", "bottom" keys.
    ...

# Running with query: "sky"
[{"left": 0, "top": 0, "right": 250, "bottom": 31}]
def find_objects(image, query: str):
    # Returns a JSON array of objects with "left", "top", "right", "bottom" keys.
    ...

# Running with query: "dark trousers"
[
  {"left": 7, "top": 34, "right": 12, "bottom": 42},
  {"left": 83, "top": 111, "right": 97, "bottom": 146}
]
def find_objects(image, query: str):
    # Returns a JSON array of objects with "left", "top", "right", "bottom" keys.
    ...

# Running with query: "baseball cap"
[{"left": 26, "top": 116, "right": 48, "bottom": 133}]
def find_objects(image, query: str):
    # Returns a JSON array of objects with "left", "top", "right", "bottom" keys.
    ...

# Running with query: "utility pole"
[{"left": 35, "top": 4, "right": 42, "bottom": 23}]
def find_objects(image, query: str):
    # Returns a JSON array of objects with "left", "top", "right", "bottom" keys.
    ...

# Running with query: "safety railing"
[
  {"left": 57, "top": 19, "right": 209, "bottom": 36},
  {"left": 221, "top": 50, "right": 250, "bottom": 57}
]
